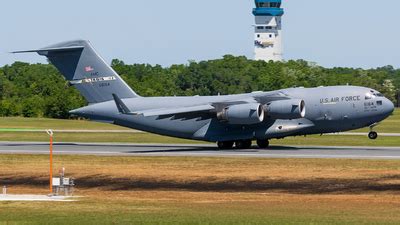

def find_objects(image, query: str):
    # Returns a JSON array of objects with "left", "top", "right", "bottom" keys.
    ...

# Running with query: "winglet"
[{"left": 112, "top": 94, "right": 136, "bottom": 115}]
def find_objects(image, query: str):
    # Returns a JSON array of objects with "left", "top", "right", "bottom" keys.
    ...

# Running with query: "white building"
[{"left": 253, "top": 0, "right": 284, "bottom": 62}]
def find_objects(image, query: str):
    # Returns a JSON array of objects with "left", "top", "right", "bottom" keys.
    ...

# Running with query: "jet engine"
[
  {"left": 217, "top": 103, "right": 265, "bottom": 125},
  {"left": 265, "top": 99, "right": 306, "bottom": 119}
]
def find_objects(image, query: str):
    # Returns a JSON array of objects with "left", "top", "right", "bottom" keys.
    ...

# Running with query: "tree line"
[{"left": 0, "top": 56, "right": 398, "bottom": 119}]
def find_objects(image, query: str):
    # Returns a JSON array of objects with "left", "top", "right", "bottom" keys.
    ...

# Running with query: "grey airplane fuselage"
[{"left": 73, "top": 85, "right": 394, "bottom": 142}]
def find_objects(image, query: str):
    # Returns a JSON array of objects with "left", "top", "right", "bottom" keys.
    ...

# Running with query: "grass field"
[
  {"left": 1, "top": 155, "right": 400, "bottom": 224},
  {"left": 0, "top": 117, "right": 130, "bottom": 130},
  {"left": 0, "top": 109, "right": 398, "bottom": 146}
]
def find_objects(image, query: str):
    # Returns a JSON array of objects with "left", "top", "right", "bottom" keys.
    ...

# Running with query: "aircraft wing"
[
  {"left": 112, "top": 92, "right": 291, "bottom": 118},
  {"left": 134, "top": 105, "right": 215, "bottom": 117},
  {"left": 252, "top": 92, "right": 290, "bottom": 104},
  {"left": 113, "top": 94, "right": 214, "bottom": 117}
]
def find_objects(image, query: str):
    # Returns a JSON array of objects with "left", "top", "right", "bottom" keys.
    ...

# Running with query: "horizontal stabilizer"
[{"left": 11, "top": 46, "right": 84, "bottom": 55}]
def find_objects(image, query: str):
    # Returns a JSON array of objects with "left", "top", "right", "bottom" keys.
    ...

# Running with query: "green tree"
[{"left": 0, "top": 58, "right": 398, "bottom": 119}]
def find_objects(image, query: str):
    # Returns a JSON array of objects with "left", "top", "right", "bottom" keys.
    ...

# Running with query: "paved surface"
[
  {"left": 0, "top": 141, "right": 400, "bottom": 159},
  {"left": 0, "top": 129, "right": 399, "bottom": 136},
  {"left": 0, "top": 194, "right": 75, "bottom": 202}
]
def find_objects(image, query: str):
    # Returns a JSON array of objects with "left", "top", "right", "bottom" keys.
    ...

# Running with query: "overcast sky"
[{"left": 2, "top": 0, "right": 400, "bottom": 68}]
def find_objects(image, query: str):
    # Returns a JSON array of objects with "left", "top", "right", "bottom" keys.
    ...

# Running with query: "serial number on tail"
[{"left": 69, "top": 76, "right": 117, "bottom": 85}]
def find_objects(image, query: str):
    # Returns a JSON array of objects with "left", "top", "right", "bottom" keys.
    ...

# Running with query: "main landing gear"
[
  {"left": 217, "top": 141, "right": 234, "bottom": 149},
  {"left": 256, "top": 139, "right": 270, "bottom": 149},
  {"left": 217, "top": 139, "right": 270, "bottom": 150},
  {"left": 235, "top": 140, "right": 252, "bottom": 149}
]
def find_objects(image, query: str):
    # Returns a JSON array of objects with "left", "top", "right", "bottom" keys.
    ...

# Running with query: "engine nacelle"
[
  {"left": 265, "top": 99, "right": 306, "bottom": 119},
  {"left": 217, "top": 103, "right": 265, "bottom": 125}
]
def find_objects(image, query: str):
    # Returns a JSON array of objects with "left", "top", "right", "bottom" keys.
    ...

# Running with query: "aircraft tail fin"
[{"left": 13, "top": 40, "right": 139, "bottom": 103}]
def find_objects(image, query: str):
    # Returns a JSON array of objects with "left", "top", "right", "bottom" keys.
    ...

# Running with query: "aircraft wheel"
[
  {"left": 368, "top": 131, "right": 378, "bottom": 140},
  {"left": 235, "top": 140, "right": 252, "bottom": 149},
  {"left": 217, "top": 141, "right": 234, "bottom": 149},
  {"left": 256, "top": 139, "right": 270, "bottom": 149}
]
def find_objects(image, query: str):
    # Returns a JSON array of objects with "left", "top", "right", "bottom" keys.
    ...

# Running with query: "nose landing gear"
[
  {"left": 368, "top": 131, "right": 378, "bottom": 140},
  {"left": 368, "top": 123, "right": 379, "bottom": 140}
]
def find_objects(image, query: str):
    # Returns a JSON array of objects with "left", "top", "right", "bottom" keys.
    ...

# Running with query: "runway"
[
  {"left": 1, "top": 129, "right": 400, "bottom": 136},
  {"left": 0, "top": 142, "right": 400, "bottom": 159}
]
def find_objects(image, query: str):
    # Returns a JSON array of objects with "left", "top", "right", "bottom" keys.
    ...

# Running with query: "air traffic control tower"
[{"left": 253, "top": 0, "right": 284, "bottom": 61}]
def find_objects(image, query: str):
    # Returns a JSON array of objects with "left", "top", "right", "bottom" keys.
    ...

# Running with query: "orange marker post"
[{"left": 46, "top": 130, "right": 54, "bottom": 194}]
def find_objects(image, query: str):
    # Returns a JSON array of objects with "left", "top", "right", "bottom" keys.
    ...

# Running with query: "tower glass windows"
[{"left": 256, "top": 2, "right": 281, "bottom": 8}]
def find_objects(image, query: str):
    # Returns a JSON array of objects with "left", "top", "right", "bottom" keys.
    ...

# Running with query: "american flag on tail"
[{"left": 85, "top": 66, "right": 94, "bottom": 72}]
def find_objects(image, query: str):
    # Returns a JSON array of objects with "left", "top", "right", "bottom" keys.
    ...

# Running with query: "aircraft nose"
[{"left": 383, "top": 97, "right": 395, "bottom": 115}]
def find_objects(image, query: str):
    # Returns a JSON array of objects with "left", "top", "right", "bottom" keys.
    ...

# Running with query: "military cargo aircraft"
[{"left": 13, "top": 40, "right": 395, "bottom": 149}]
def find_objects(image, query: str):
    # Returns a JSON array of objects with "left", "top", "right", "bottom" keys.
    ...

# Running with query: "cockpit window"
[
  {"left": 367, "top": 90, "right": 384, "bottom": 99},
  {"left": 365, "top": 92, "right": 374, "bottom": 100}
]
